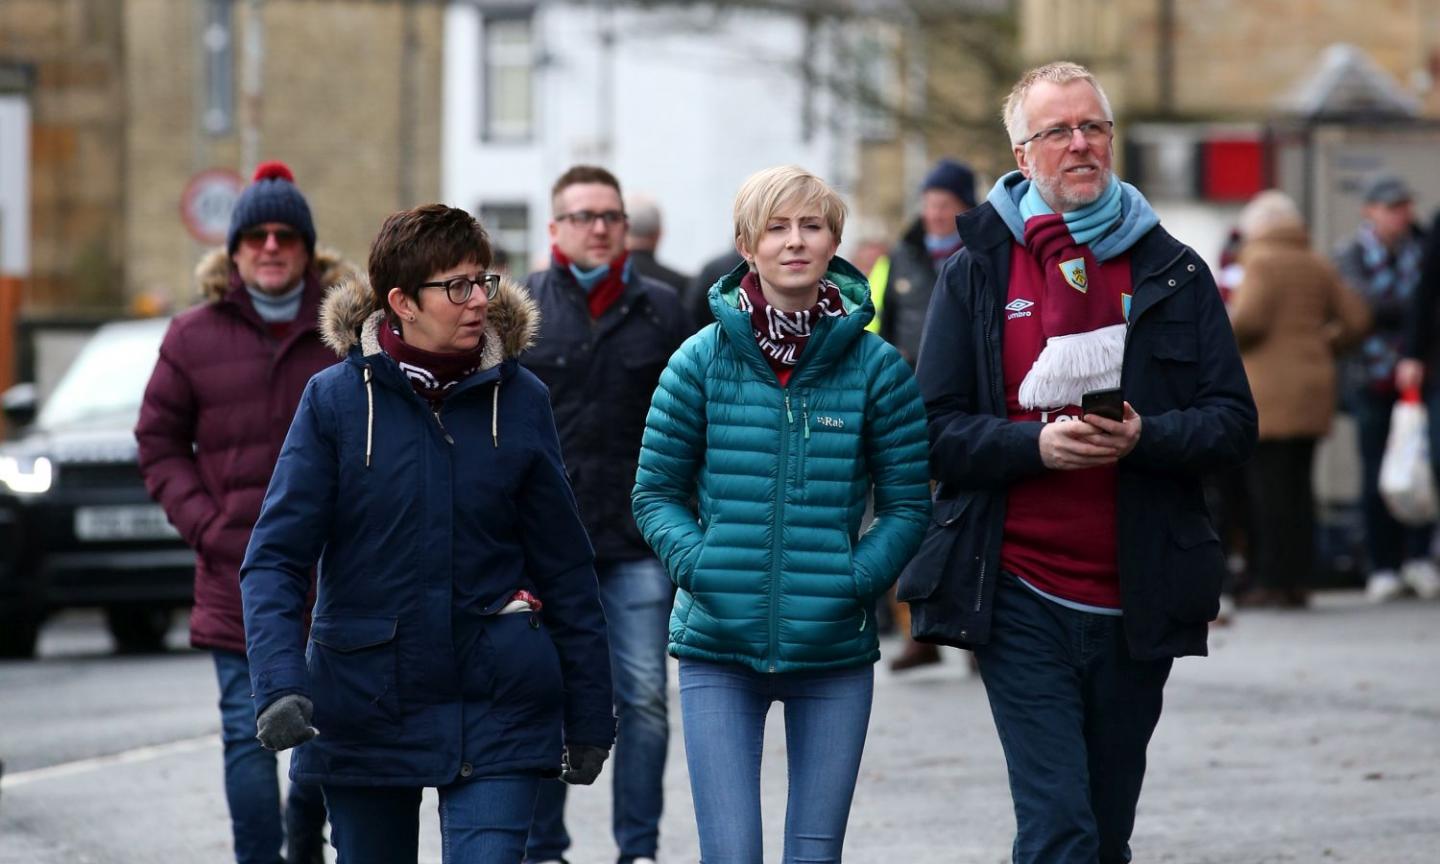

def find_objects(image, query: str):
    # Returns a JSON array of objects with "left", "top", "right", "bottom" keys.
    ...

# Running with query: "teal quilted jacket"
[{"left": 632, "top": 259, "right": 932, "bottom": 673}]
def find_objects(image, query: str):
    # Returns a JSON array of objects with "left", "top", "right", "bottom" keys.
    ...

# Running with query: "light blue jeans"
[
  {"left": 678, "top": 658, "right": 874, "bottom": 863},
  {"left": 529, "top": 557, "right": 672, "bottom": 862}
]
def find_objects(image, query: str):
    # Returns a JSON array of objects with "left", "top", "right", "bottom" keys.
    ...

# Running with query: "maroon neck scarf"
[
  {"left": 378, "top": 318, "right": 485, "bottom": 407},
  {"left": 736, "top": 271, "right": 846, "bottom": 383}
]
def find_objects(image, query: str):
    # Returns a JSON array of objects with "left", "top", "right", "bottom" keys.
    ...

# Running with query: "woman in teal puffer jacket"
[{"left": 632, "top": 165, "right": 931, "bottom": 862}]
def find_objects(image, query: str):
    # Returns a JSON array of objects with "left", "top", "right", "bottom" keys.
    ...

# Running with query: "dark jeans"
[
  {"left": 213, "top": 650, "right": 328, "bottom": 864},
  {"left": 1352, "top": 390, "right": 1433, "bottom": 571},
  {"left": 975, "top": 574, "right": 1172, "bottom": 864},
  {"left": 529, "top": 558, "right": 672, "bottom": 863},
  {"left": 324, "top": 775, "right": 539, "bottom": 863},
  {"left": 1244, "top": 438, "right": 1318, "bottom": 591}
]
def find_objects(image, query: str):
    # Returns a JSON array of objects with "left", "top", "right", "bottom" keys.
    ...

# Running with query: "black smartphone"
[{"left": 1081, "top": 387, "right": 1124, "bottom": 422}]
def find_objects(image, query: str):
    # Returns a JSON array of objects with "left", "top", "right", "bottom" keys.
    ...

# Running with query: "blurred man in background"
[
  {"left": 525, "top": 165, "right": 689, "bottom": 864},
  {"left": 1335, "top": 174, "right": 1440, "bottom": 603}
]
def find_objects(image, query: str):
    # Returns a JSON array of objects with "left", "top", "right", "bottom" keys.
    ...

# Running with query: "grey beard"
[{"left": 1032, "top": 167, "right": 1113, "bottom": 213}]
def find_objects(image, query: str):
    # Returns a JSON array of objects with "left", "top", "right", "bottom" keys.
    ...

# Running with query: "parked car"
[{"left": 0, "top": 318, "right": 194, "bottom": 658}]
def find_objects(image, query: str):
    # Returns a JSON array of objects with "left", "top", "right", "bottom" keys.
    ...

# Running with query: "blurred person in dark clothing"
[
  {"left": 875, "top": 159, "right": 976, "bottom": 365},
  {"left": 873, "top": 159, "right": 976, "bottom": 671},
  {"left": 626, "top": 194, "right": 692, "bottom": 299},
  {"left": 1335, "top": 174, "right": 1440, "bottom": 602},
  {"left": 1399, "top": 206, "right": 1440, "bottom": 599},
  {"left": 690, "top": 248, "right": 745, "bottom": 332},
  {"left": 1231, "top": 191, "right": 1370, "bottom": 608},
  {"left": 136, "top": 161, "right": 356, "bottom": 864},
  {"left": 525, "top": 166, "right": 690, "bottom": 864}
]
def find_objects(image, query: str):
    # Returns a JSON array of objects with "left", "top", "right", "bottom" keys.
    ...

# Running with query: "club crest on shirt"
[
  {"left": 1059, "top": 257, "right": 1087, "bottom": 293},
  {"left": 1121, "top": 292, "right": 1133, "bottom": 323}
]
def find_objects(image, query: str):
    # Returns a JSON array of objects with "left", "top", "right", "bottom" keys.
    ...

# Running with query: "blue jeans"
[
  {"left": 214, "top": 650, "right": 328, "bottom": 864},
  {"left": 324, "top": 775, "right": 539, "bottom": 863},
  {"left": 678, "top": 658, "right": 873, "bottom": 864},
  {"left": 529, "top": 557, "right": 672, "bottom": 863},
  {"left": 974, "top": 574, "right": 1172, "bottom": 864}
]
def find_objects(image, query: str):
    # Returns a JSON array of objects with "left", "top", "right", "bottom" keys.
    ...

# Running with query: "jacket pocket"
[
  {"left": 308, "top": 615, "right": 401, "bottom": 739},
  {"left": 481, "top": 613, "right": 564, "bottom": 722},
  {"left": 1150, "top": 324, "right": 1200, "bottom": 403},
  {"left": 896, "top": 494, "right": 974, "bottom": 602},
  {"left": 1162, "top": 507, "right": 1224, "bottom": 623}
]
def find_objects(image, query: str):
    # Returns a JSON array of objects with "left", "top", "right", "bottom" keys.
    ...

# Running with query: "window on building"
[
  {"left": 482, "top": 13, "right": 535, "bottom": 142},
  {"left": 201, "top": 0, "right": 234, "bottom": 135},
  {"left": 480, "top": 204, "right": 530, "bottom": 278}
]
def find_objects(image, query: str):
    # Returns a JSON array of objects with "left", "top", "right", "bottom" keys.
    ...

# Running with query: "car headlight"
[{"left": 0, "top": 455, "right": 53, "bottom": 494}]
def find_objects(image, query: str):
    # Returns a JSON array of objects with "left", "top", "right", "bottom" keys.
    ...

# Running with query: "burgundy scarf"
[
  {"left": 736, "top": 271, "right": 846, "bottom": 383},
  {"left": 378, "top": 319, "right": 484, "bottom": 407},
  {"left": 551, "top": 246, "right": 630, "bottom": 319}
]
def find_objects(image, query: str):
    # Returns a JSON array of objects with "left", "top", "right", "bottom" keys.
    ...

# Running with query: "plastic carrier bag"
[{"left": 1379, "top": 390, "right": 1438, "bottom": 525}]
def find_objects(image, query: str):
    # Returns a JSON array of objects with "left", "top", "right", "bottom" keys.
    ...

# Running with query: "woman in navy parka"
[{"left": 239, "top": 205, "right": 614, "bottom": 863}]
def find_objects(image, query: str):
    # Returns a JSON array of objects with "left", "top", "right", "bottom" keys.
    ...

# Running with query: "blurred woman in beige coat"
[{"left": 1230, "top": 190, "right": 1371, "bottom": 607}]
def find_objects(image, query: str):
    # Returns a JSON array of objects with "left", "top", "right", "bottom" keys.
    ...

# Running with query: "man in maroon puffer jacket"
[{"left": 136, "top": 161, "right": 358, "bottom": 864}]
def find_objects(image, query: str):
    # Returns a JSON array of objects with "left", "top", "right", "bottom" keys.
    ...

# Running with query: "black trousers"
[{"left": 1245, "top": 438, "right": 1317, "bottom": 591}]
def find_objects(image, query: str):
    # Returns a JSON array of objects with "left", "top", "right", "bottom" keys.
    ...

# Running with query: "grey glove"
[
  {"left": 560, "top": 744, "right": 609, "bottom": 785},
  {"left": 255, "top": 694, "right": 318, "bottom": 752}
]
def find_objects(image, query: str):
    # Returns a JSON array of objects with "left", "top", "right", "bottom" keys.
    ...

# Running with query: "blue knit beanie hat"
[
  {"left": 227, "top": 161, "right": 316, "bottom": 255},
  {"left": 922, "top": 158, "right": 977, "bottom": 209}
]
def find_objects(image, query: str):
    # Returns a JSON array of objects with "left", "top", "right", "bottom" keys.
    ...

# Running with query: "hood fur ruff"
[
  {"left": 318, "top": 274, "right": 540, "bottom": 371},
  {"left": 193, "top": 246, "right": 359, "bottom": 303}
]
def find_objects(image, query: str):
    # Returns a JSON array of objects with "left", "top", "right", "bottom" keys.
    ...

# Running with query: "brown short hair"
[
  {"left": 368, "top": 204, "right": 491, "bottom": 314},
  {"left": 551, "top": 165, "right": 623, "bottom": 212},
  {"left": 733, "top": 165, "right": 847, "bottom": 256}
]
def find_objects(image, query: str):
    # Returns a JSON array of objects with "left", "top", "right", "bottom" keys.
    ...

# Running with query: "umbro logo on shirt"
[{"left": 1005, "top": 298, "right": 1035, "bottom": 320}]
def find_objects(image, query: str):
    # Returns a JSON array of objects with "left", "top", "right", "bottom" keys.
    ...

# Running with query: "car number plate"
[{"left": 74, "top": 505, "right": 180, "bottom": 541}]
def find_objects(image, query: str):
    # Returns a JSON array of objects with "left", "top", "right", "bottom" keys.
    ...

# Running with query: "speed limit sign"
[{"left": 180, "top": 169, "right": 246, "bottom": 245}]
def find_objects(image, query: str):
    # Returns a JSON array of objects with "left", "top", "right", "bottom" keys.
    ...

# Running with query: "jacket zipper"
[
  {"left": 797, "top": 392, "right": 810, "bottom": 489},
  {"left": 975, "top": 558, "right": 986, "bottom": 612},
  {"left": 770, "top": 391, "right": 792, "bottom": 672},
  {"left": 432, "top": 408, "right": 455, "bottom": 445}
]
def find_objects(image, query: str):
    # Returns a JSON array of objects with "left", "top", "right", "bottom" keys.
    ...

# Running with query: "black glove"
[
  {"left": 255, "top": 694, "right": 318, "bottom": 752},
  {"left": 560, "top": 744, "right": 609, "bottom": 785}
]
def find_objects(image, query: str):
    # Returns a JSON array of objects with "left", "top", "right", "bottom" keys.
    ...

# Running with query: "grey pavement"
[{"left": 1, "top": 594, "right": 1437, "bottom": 863}]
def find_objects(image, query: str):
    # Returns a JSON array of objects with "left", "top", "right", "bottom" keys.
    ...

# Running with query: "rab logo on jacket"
[{"left": 1059, "top": 257, "right": 1087, "bottom": 293}]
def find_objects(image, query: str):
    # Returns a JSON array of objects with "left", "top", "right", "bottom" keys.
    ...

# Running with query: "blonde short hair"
[
  {"left": 733, "top": 165, "right": 847, "bottom": 256},
  {"left": 1002, "top": 61, "right": 1113, "bottom": 145},
  {"left": 1238, "top": 189, "right": 1304, "bottom": 239}
]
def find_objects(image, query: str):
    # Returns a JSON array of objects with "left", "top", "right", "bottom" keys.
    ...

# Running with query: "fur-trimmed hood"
[
  {"left": 194, "top": 246, "right": 359, "bottom": 303},
  {"left": 318, "top": 274, "right": 540, "bottom": 369}
]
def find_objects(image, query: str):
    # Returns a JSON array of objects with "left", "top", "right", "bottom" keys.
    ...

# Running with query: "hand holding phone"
[{"left": 1081, "top": 387, "right": 1124, "bottom": 422}]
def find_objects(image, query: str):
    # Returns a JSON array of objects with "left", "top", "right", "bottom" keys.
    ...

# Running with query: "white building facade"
[{"left": 443, "top": 1, "right": 876, "bottom": 278}]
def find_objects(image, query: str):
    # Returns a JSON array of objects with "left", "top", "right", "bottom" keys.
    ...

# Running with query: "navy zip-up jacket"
[
  {"left": 898, "top": 201, "right": 1256, "bottom": 660},
  {"left": 241, "top": 276, "right": 614, "bottom": 787}
]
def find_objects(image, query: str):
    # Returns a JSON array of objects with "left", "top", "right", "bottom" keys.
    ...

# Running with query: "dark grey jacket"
[
  {"left": 879, "top": 219, "right": 942, "bottom": 365},
  {"left": 525, "top": 262, "right": 690, "bottom": 562}
]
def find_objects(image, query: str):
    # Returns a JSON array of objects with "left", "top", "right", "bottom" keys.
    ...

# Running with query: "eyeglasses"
[
  {"left": 417, "top": 273, "right": 502, "bottom": 304},
  {"left": 237, "top": 227, "right": 302, "bottom": 249},
  {"left": 554, "top": 210, "right": 627, "bottom": 228},
  {"left": 1015, "top": 120, "right": 1115, "bottom": 148}
]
